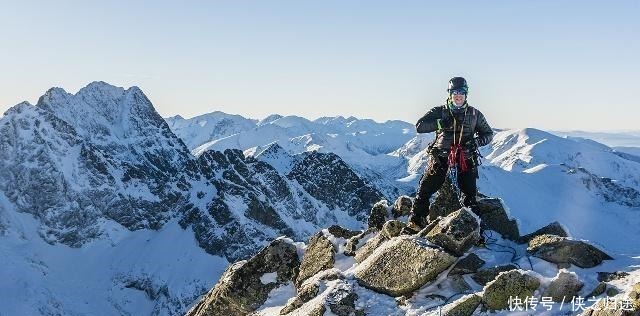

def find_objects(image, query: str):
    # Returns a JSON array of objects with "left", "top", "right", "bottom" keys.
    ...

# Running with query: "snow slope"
[{"left": 0, "top": 191, "right": 228, "bottom": 316}]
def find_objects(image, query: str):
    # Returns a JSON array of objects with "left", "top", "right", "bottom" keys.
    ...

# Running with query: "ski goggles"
[{"left": 450, "top": 90, "right": 467, "bottom": 95}]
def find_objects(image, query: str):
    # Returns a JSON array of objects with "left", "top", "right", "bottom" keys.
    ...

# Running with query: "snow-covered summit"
[{"left": 485, "top": 127, "right": 640, "bottom": 190}]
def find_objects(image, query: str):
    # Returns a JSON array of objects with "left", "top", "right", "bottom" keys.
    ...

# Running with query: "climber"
[{"left": 407, "top": 77, "right": 494, "bottom": 231}]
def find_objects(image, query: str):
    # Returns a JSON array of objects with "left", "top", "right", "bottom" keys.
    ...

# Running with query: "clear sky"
[{"left": 1, "top": 1, "right": 638, "bottom": 131}]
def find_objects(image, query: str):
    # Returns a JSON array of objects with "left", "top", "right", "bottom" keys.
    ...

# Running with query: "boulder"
[
  {"left": 279, "top": 283, "right": 319, "bottom": 315},
  {"left": 353, "top": 236, "right": 456, "bottom": 296},
  {"left": 482, "top": 270, "right": 540, "bottom": 311},
  {"left": 472, "top": 198, "right": 520, "bottom": 241},
  {"left": 441, "top": 294, "right": 482, "bottom": 316},
  {"left": 519, "top": 221, "right": 568, "bottom": 243},
  {"left": 186, "top": 239, "right": 300, "bottom": 316},
  {"left": 354, "top": 233, "right": 387, "bottom": 264},
  {"left": 425, "top": 208, "right": 481, "bottom": 256},
  {"left": 325, "top": 286, "right": 364, "bottom": 316},
  {"left": 527, "top": 234, "right": 613, "bottom": 268},
  {"left": 296, "top": 232, "right": 336, "bottom": 286},
  {"left": 368, "top": 200, "right": 390, "bottom": 230},
  {"left": 381, "top": 220, "right": 407, "bottom": 239},
  {"left": 542, "top": 270, "right": 584, "bottom": 303},
  {"left": 344, "top": 228, "right": 377, "bottom": 257},
  {"left": 392, "top": 195, "right": 413, "bottom": 218},
  {"left": 429, "top": 177, "right": 461, "bottom": 221},
  {"left": 327, "top": 225, "right": 361, "bottom": 239},
  {"left": 471, "top": 264, "right": 518, "bottom": 286},
  {"left": 598, "top": 271, "right": 630, "bottom": 282},
  {"left": 280, "top": 281, "right": 364, "bottom": 316},
  {"left": 587, "top": 282, "right": 608, "bottom": 298},
  {"left": 448, "top": 253, "right": 486, "bottom": 276},
  {"left": 606, "top": 288, "right": 620, "bottom": 297},
  {"left": 580, "top": 283, "right": 640, "bottom": 316}
]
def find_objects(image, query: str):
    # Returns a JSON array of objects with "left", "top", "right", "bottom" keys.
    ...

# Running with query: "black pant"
[{"left": 412, "top": 154, "right": 478, "bottom": 218}]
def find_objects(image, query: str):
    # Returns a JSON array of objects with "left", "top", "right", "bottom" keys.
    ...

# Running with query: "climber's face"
[{"left": 451, "top": 90, "right": 466, "bottom": 106}]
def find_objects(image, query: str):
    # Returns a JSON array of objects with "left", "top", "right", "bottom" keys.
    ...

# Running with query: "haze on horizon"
[{"left": 1, "top": 1, "right": 638, "bottom": 131}]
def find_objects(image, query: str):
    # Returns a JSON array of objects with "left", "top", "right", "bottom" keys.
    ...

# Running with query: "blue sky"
[{"left": 1, "top": 1, "right": 638, "bottom": 130}]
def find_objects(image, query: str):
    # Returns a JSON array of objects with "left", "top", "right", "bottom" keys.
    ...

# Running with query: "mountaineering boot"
[{"left": 404, "top": 212, "right": 428, "bottom": 234}]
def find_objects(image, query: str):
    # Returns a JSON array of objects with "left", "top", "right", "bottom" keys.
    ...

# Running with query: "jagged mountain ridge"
[
  {"left": 0, "top": 82, "right": 384, "bottom": 315},
  {"left": 166, "top": 111, "right": 417, "bottom": 198}
]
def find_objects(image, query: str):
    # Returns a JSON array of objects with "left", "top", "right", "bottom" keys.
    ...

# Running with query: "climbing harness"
[{"left": 446, "top": 107, "right": 468, "bottom": 207}]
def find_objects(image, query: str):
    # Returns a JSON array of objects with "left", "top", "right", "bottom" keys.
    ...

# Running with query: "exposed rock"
[
  {"left": 580, "top": 284, "right": 640, "bottom": 316},
  {"left": 392, "top": 195, "right": 413, "bottom": 218},
  {"left": 448, "top": 253, "right": 486, "bottom": 276},
  {"left": 280, "top": 281, "right": 363, "bottom": 316},
  {"left": 326, "top": 286, "right": 364, "bottom": 316},
  {"left": 327, "top": 225, "right": 361, "bottom": 239},
  {"left": 425, "top": 208, "right": 481, "bottom": 256},
  {"left": 471, "top": 264, "right": 518, "bottom": 286},
  {"left": 288, "top": 151, "right": 384, "bottom": 222},
  {"left": 416, "top": 217, "right": 442, "bottom": 238},
  {"left": 587, "top": 282, "right": 608, "bottom": 298},
  {"left": 298, "top": 283, "right": 320, "bottom": 302},
  {"left": 527, "top": 234, "right": 613, "bottom": 268},
  {"left": 429, "top": 177, "right": 461, "bottom": 221},
  {"left": 482, "top": 270, "right": 540, "bottom": 311},
  {"left": 280, "top": 283, "right": 320, "bottom": 315},
  {"left": 598, "top": 271, "right": 630, "bottom": 282},
  {"left": 296, "top": 233, "right": 336, "bottom": 286},
  {"left": 631, "top": 283, "right": 640, "bottom": 310},
  {"left": 441, "top": 293, "right": 482, "bottom": 316},
  {"left": 542, "top": 270, "right": 584, "bottom": 302},
  {"left": 368, "top": 200, "right": 390, "bottom": 230},
  {"left": 344, "top": 228, "right": 377, "bottom": 257},
  {"left": 354, "top": 233, "right": 387, "bottom": 264},
  {"left": 472, "top": 198, "right": 520, "bottom": 241},
  {"left": 519, "top": 221, "right": 568, "bottom": 243},
  {"left": 381, "top": 220, "right": 407, "bottom": 239},
  {"left": 607, "top": 287, "right": 620, "bottom": 297},
  {"left": 186, "top": 239, "right": 300, "bottom": 316},
  {"left": 279, "top": 283, "right": 319, "bottom": 315},
  {"left": 353, "top": 236, "right": 456, "bottom": 296}
]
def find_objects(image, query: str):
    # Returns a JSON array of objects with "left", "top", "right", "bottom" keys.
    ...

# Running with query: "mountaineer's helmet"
[{"left": 447, "top": 77, "right": 469, "bottom": 94}]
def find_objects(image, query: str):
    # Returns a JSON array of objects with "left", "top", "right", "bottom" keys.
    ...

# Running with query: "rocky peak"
[{"left": 188, "top": 191, "right": 632, "bottom": 316}]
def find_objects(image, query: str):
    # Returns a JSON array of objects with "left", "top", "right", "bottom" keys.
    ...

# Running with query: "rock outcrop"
[
  {"left": 186, "top": 239, "right": 300, "bottom": 316},
  {"left": 424, "top": 208, "right": 480, "bottom": 256},
  {"left": 472, "top": 198, "right": 520, "bottom": 241},
  {"left": 392, "top": 195, "right": 412, "bottom": 218},
  {"left": 482, "top": 270, "right": 540, "bottom": 311},
  {"left": 519, "top": 221, "right": 568, "bottom": 243},
  {"left": 542, "top": 270, "right": 584, "bottom": 303},
  {"left": 188, "top": 193, "right": 632, "bottom": 316},
  {"left": 296, "top": 233, "right": 336, "bottom": 287},
  {"left": 353, "top": 236, "right": 456, "bottom": 296},
  {"left": 527, "top": 234, "right": 613, "bottom": 268},
  {"left": 367, "top": 200, "right": 390, "bottom": 230}
]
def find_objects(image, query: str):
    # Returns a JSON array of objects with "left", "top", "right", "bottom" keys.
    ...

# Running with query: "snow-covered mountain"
[
  {"left": 2, "top": 82, "right": 640, "bottom": 315},
  {"left": 171, "top": 111, "right": 640, "bottom": 256},
  {"left": 166, "top": 113, "right": 417, "bottom": 198},
  {"left": 0, "top": 82, "right": 384, "bottom": 315}
]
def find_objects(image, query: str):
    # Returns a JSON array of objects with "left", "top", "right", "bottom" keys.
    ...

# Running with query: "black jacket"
[{"left": 416, "top": 104, "right": 493, "bottom": 155}]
